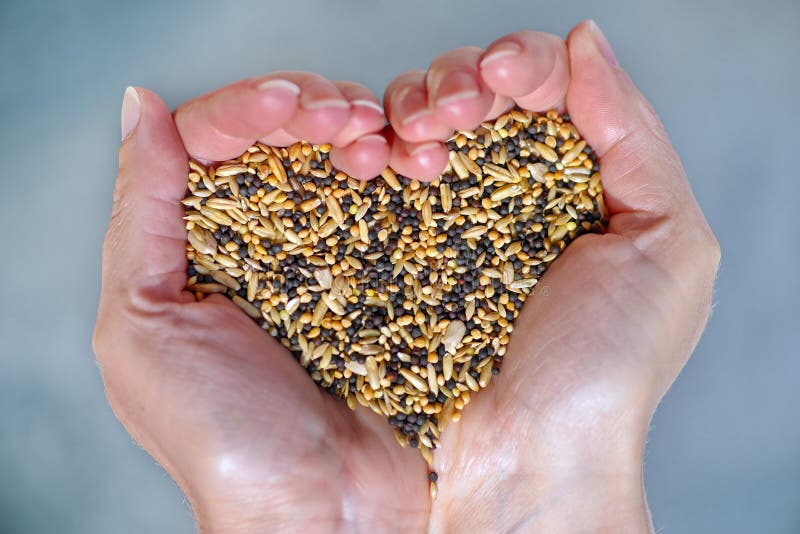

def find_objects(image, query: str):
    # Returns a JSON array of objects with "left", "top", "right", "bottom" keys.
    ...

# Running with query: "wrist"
[
  {"left": 188, "top": 476, "right": 430, "bottom": 534},
  {"left": 430, "top": 409, "right": 654, "bottom": 533},
  {"left": 194, "top": 503, "right": 428, "bottom": 534},
  {"left": 430, "top": 465, "right": 651, "bottom": 533}
]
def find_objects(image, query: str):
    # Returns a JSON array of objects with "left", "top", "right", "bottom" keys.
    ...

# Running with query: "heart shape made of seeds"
[{"left": 183, "top": 108, "right": 605, "bottom": 469}]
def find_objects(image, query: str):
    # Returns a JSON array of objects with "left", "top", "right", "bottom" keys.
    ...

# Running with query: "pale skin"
[{"left": 94, "top": 20, "right": 720, "bottom": 533}]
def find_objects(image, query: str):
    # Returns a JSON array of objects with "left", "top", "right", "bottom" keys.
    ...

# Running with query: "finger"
[
  {"left": 425, "top": 47, "right": 495, "bottom": 132},
  {"left": 264, "top": 82, "right": 386, "bottom": 152},
  {"left": 329, "top": 81, "right": 386, "bottom": 146},
  {"left": 479, "top": 30, "right": 570, "bottom": 113},
  {"left": 278, "top": 72, "right": 353, "bottom": 145},
  {"left": 329, "top": 133, "right": 391, "bottom": 181},
  {"left": 104, "top": 87, "right": 190, "bottom": 302},
  {"left": 565, "top": 20, "right": 717, "bottom": 262},
  {"left": 174, "top": 76, "right": 301, "bottom": 161},
  {"left": 327, "top": 82, "right": 391, "bottom": 180},
  {"left": 386, "top": 127, "right": 449, "bottom": 182},
  {"left": 175, "top": 72, "right": 354, "bottom": 161},
  {"left": 384, "top": 70, "right": 452, "bottom": 143}
]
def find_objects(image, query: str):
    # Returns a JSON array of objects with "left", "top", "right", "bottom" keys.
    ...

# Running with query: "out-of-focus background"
[{"left": 1, "top": 0, "right": 798, "bottom": 532}]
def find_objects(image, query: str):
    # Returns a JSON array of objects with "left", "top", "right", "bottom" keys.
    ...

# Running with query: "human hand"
[
  {"left": 94, "top": 19, "right": 720, "bottom": 533},
  {"left": 379, "top": 20, "right": 719, "bottom": 532},
  {"left": 94, "top": 73, "right": 433, "bottom": 532}
]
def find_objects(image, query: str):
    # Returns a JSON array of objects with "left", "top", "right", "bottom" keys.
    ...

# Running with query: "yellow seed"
[
  {"left": 561, "top": 140, "right": 586, "bottom": 164},
  {"left": 460, "top": 225, "right": 488, "bottom": 240},
  {"left": 399, "top": 369, "right": 428, "bottom": 392},
  {"left": 490, "top": 184, "right": 525, "bottom": 202},
  {"left": 300, "top": 198, "right": 321, "bottom": 212},
  {"left": 214, "top": 164, "right": 248, "bottom": 176},
  {"left": 534, "top": 141, "right": 558, "bottom": 163}
]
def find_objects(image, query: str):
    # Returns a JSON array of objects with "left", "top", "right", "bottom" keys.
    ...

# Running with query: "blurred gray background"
[{"left": 1, "top": 0, "right": 798, "bottom": 532}]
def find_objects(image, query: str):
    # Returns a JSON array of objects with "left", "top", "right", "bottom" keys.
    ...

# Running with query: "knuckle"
[
  {"left": 126, "top": 286, "right": 184, "bottom": 324},
  {"left": 94, "top": 288, "right": 183, "bottom": 360}
]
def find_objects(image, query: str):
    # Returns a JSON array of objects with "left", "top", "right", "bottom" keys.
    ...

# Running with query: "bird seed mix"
[{"left": 183, "top": 108, "right": 605, "bottom": 486}]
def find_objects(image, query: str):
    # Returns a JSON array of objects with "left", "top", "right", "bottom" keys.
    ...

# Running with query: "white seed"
[
  {"left": 188, "top": 227, "right": 217, "bottom": 255},
  {"left": 444, "top": 321, "right": 466, "bottom": 354}
]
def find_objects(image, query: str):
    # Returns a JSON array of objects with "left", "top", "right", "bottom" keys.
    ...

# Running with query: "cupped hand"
[
  {"left": 94, "top": 21, "right": 720, "bottom": 534},
  {"left": 95, "top": 72, "right": 430, "bottom": 532},
  {"left": 383, "top": 21, "right": 719, "bottom": 532}
]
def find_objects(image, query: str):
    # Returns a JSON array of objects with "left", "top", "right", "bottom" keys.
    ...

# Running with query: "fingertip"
[
  {"left": 413, "top": 145, "right": 449, "bottom": 182},
  {"left": 329, "top": 134, "right": 390, "bottom": 181},
  {"left": 121, "top": 86, "right": 141, "bottom": 142},
  {"left": 120, "top": 87, "right": 186, "bottom": 177},
  {"left": 386, "top": 74, "right": 452, "bottom": 143},
  {"left": 432, "top": 72, "right": 494, "bottom": 132},
  {"left": 283, "top": 105, "right": 352, "bottom": 145},
  {"left": 585, "top": 20, "right": 619, "bottom": 67},
  {"left": 283, "top": 78, "right": 353, "bottom": 144},
  {"left": 479, "top": 41, "right": 523, "bottom": 69},
  {"left": 349, "top": 101, "right": 386, "bottom": 132},
  {"left": 425, "top": 47, "right": 495, "bottom": 132},
  {"left": 567, "top": 20, "right": 605, "bottom": 65},
  {"left": 175, "top": 78, "right": 301, "bottom": 161},
  {"left": 565, "top": 21, "right": 632, "bottom": 156},
  {"left": 256, "top": 78, "right": 301, "bottom": 94},
  {"left": 393, "top": 86, "right": 438, "bottom": 138},
  {"left": 389, "top": 138, "right": 448, "bottom": 182},
  {"left": 351, "top": 99, "right": 384, "bottom": 113},
  {"left": 329, "top": 85, "right": 387, "bottom": 147},
  {"left": 252, "top": 78, "right": 302, "bottom": 117},
  {"left": 479, "top": 31, "right": 568, "bottom": 111}
]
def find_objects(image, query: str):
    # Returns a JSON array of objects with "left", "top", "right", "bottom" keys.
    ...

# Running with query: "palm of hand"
[
  {"left": 152, "top": 296, "right": 429, "bottom": 530},
  {"left": 96, "top": 21, "right": 718, "bottom": 533}
]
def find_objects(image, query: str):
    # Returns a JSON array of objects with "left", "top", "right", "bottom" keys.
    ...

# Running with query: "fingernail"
[
  {"left": 480, "top": 41, "right": 522, "bottom": 68},
  {"left": 398, "top": 88, "right": 432, "bottom": 126},
  {"left": 352, "top": 99, "right": 384, "bottom": 113},
  {"left": 257, "top": 78, "right": 301, "bottom": 94},
  {"left": 401, "top": 107, "right": 432, "bottom": 126},
  {"left": 588, "top": 20, "right": 618, "bottom": 67},
  {"left": 409, "top": 141, "right": 442, "bottom": 157},
  {"left": 435, "top": 71, "right": 480, "bottom": 107},
  {"left": 121, "top": 86, "right": 140, "bottom": 142}
]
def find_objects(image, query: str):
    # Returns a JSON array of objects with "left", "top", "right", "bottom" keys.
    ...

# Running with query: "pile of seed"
[{"left": 183, "top": 108, "right": 605, "bottom": 484}]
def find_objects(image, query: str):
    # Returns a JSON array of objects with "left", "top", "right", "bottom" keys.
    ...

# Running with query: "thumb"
[
  {"left": 102, "top": 87, "right": 190, "bottom": 303},
  {"left": 566, "top": 20, "right": 714, "bottom": 261}
]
